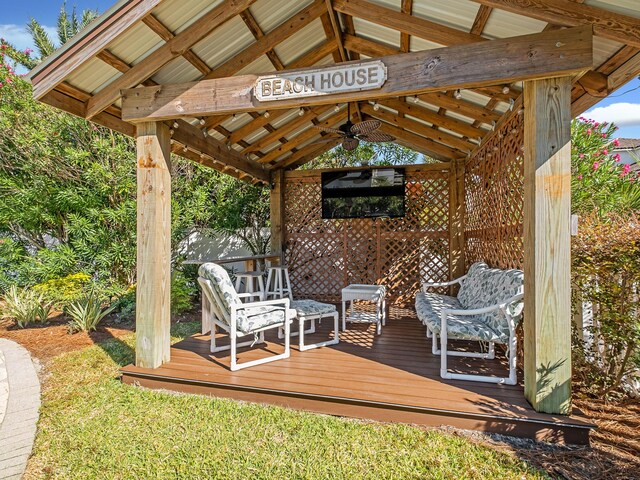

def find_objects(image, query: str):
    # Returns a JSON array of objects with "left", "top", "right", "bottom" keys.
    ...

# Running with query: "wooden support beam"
[
  {"left": 343, "top": 33, "right": 398, "bottom": 57},
  {"left": 523, "top": 76, "right": 572, "bottom": 415},
  {"left": 122, "top": 26, "right": 593, "bottom": 122},
  {"left": 85, "top": 0, "right": 257, "bottom": 119},
  {"left": 471, "top": 0, "right": 640, "bottom": 49},
  {"left": 170, "top": 120, "right": 269, "bottom": 182},
  {"left": 269, "top": 169, "right": 286, "bottom": 259},
  {"left": 448, "top": 157, "right": 465, "bottom": 293},
  {"left": 135, "top": 121, "right": 172, "bottom": 369}
]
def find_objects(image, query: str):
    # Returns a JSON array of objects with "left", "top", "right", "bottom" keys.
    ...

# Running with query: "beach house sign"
[{"left": 254, "top": 60, "right": 387, "bottom": 102}]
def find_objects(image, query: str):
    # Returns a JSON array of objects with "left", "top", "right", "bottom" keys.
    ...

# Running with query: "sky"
[{"left": 1, "top": 1, "right": 639, "bottom": 139}]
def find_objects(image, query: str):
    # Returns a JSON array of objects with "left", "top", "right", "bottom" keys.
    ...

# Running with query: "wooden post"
[
  {"left": 270, "top": 169, "right": 285, "bottom": 264},
  {"left": 135, "top": 121, "right": 171, "bottom": 369},
  {"left": 449, "top": 157, "right": 466, "bottom": 293},
  {"left": 523, "top": 76, "right": 572, "bottom": 414}
]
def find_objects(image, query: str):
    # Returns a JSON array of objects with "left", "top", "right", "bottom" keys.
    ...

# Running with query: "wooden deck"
[{"left": 121, "top": 307, "right": 594, "bottom": 444}]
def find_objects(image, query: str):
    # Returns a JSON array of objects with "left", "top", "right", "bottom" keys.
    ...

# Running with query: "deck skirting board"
[{"left": 121, "top": 368, "right": 593, "bottom": 445}]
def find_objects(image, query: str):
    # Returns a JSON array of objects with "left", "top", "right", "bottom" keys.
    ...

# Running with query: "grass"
[{"left": 26, "top": 322, "right": 547, "bottom": 479}]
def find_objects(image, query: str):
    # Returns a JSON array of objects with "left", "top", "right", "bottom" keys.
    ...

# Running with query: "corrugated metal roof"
[{"left": 27, "top": 0, "right": 640, "bottom": 170}]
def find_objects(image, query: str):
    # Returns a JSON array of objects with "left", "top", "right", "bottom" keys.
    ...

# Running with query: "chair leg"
[{"left": 299, "top": 312, "right": 340, "bottom": 352}]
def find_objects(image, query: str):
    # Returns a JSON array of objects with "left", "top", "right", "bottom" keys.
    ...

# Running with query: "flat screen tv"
[{"left": 321, "top": 168, "right": 405, "bottom": 219}]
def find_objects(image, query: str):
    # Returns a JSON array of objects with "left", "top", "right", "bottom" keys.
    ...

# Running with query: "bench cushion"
[{"left": 415, "top": 292, "right": 504, "bottom": 343}]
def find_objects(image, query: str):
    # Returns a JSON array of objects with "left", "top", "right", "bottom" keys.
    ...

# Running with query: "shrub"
[
  {"left": 67, "top": 291, "right": 116, "bottom": 333},
  {"left": 572, "top": 213, "right": 640, "bottom": 396},
  {"left": 32, "top": 272, "right": 91, "bottom": 308},
  {"left": 112, "top": 284, "right": 136, "bottom": 321},
  {"left": 171, "top": 270, "right": 196, "bottom": 315},
  {"left": 2, "top": 285, "right": 52, "bottom": 327}
]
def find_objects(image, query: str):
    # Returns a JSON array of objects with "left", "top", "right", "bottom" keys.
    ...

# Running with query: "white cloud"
[
  {"left": 584, "top": 102, "right": 640, "bottom": 127},
  {"left": 0, "top": 23, "right": 58, "bottom": 52}
]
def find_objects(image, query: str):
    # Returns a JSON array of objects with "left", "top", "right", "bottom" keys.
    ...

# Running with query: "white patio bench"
[{"left": 415, "top": 262, "right": 524, "bottom": 385}]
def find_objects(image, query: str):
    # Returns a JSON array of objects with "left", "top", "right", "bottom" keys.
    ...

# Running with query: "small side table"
[{"left": 341, "top": 284, "right": 387, "bottom": 335}]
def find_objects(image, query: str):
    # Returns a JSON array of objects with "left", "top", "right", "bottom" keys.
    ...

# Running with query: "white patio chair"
[{"left": 198, "top": 263, "right": 294, "bottom": 371}]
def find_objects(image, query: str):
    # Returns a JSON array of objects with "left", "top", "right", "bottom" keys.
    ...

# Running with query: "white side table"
[{"left": 341, "top": 284, "right": 387, "bottom": 335}]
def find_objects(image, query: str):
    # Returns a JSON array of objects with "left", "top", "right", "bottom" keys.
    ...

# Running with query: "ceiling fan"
[{"left": 313, "top": 104, "right": 395, "bottom": 151}]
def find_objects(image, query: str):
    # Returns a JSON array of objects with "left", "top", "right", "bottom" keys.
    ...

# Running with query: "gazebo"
[{"left": 28, "top": 0, "right": 640, "bottom": 443}]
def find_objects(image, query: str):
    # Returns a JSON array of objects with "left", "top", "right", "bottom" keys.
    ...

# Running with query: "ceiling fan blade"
[
  {"left": 342, "top": 137, "right": 359, "bottom": 151},
  {"left": 359, "top": 131, "right": 396, "bottom": 143},
  {"left": 350, "top": 120, "right": 381, "bottom": 135},
  {"left": 312, "top": 125, "right": 345, "bottom": 135}
]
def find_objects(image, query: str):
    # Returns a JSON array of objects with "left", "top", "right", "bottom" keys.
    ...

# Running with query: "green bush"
[
  {"left": 32, "top": 273, "right": 91, "bottom": 308},
  {"left": 2, "top": 285, "right": 52, "bottom": 328},
  {"left": 572, "top": 213, "right": 640, "bottom": 396},
  {"left": 171, "top": 270, "right": 196, "bottom": 315},
  {"left": 67, "top": 291, "right": 116, "bottom": 333},
  {"left": 112, "top": 284, "right": 136, "bottom": 321}
]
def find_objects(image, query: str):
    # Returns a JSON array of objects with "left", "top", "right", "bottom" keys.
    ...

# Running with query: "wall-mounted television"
[{"left": 321, "top": 168, "right": 405, "bottom": 219}]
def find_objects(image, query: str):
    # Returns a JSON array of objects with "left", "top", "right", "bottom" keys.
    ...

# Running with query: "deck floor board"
[{"left": 121, "top": 309, "right": 594, "bottom": 444}]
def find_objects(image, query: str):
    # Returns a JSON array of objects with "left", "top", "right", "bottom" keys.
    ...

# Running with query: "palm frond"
[{"left": 27, "top": 18, "right": 55, "bottom": 58}]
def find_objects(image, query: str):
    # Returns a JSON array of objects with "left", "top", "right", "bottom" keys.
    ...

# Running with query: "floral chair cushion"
[
  {"left": 290, "top": 299, "right": 337, "bottom": 317},
  {"left": 416, "top": 262, "right": 524, "bottom": 344},
  {"left": 198, "top": 263, "right": 243, "bottom": 325},
  {"left": 415, "top": 292, "right": 503, "bottom": 342},
  {"left": 236, "top": 306, "right": 286, "bottom": 334}
]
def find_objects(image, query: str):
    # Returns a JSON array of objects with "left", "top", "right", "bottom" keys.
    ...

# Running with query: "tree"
[
  {"left": 571, "top": 117, "right": 640, "bottom": 216},
  {"left": 1, "top": 2, "right": 98, "bottom": 70},
  {"left": 304, "top": 142, "right": 421, "bottom": 170}
]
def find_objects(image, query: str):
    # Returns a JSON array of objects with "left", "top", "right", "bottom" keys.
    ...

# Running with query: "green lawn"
[{"left": 26, "top": 323, "right": 547, "bottom": 479}]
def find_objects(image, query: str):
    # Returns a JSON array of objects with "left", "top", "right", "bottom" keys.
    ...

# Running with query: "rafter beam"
[
  {"left": 122, "top": 26, "right": 593, "bottom": 122},
  {"left": 367, "top": 117, "right": 461, "bottom": 161},
  {"left": 324, "top": 0, "right": 348, "bottom": 62},
  {"left": 276, "top": 138, "right": 342, "bottom": 170},
  {"left": 85, "top": 0, "right": 257, "bottom": 119},
  {"left": 333, "top": 0, "right": 485, "bottom": 46},
  {"left": 470, "top": 0, "right": 640, "bottom": 49},
  {"left": 142, "top": 14, "right": 211, "bottom": 75},
  {"left": 240, "top": 10, "right": 286, "bottom": 70},
  {"left": 205, "top": 0, "right": 326, "bottom": 80},
  {"left": 360, "top": 104, "right": 475, "bottom": 154},
  {"left": 470, "top": 5, "right": 493, "bottom": 35},
  {"left": 377, "top": 98, "right": 486, "bottom": 139},
  {"left": 30, "top": 0, "right": 165, "bottom": 99},
  {"left": 257, "top": 110, "right": 348, "bottom": 165},
  {"left": 400, "top": 0, "right": 413, "bottom": 52},
  {"left": 170, "top": 120, "right": 269, "bottom": 182}
]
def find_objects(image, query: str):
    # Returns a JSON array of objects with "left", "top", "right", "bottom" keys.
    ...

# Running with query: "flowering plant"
[{"left": 571, "top": 118, "right": 640, "bottom": 216}]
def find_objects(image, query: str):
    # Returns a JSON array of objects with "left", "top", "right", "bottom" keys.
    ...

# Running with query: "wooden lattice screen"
[
  {"left": 464, "top": 110, "right": 525, "bottom": 270},
  {"left": 283, "top": 165, "right": 451, "bottom": 305}
]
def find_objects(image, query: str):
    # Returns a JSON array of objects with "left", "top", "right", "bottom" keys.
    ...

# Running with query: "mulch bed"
[{"left": 1, "top": 310, "right": 638, "bottom": 479}]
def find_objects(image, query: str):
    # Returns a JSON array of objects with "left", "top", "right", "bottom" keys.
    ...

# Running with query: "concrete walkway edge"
[{"left": 0, "top": 339, "right": 41, "bottom": 480}]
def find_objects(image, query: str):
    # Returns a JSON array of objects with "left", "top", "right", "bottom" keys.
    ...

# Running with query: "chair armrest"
[
  {"left": 422, "top": 275, "right": 467, "bottom": 291},
  {"left": 233, "top": 298, "right": 291, "bottom": 311}
]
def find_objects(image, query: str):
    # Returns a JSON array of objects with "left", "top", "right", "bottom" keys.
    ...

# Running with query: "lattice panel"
[
  {"left": 284, "top": 167, "right": 451, "bottom": 305},
  {"left": 465, "top": 111, "right": 524, "bottom": 270}
]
